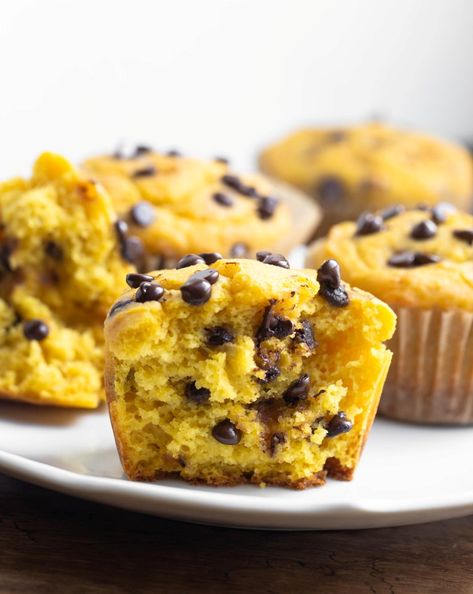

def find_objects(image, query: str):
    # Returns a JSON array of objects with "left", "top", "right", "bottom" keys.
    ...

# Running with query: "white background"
[{"left": 0, "top": 0, "right": 472, "bottom": 176}]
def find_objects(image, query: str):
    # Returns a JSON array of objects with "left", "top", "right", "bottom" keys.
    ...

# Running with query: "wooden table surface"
[{"left": 1, "top": 474, "right": 473, "bottom": 594}]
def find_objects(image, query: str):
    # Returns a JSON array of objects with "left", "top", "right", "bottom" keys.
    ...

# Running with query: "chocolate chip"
[
  {"left": 257, "top": 196, "right": 278, "bottom": 220},
  {"left": 129, "top": 201, "right": 156, "bottom": 227},
  {"left": 256, "top": 303, "right": 294, "bottom": 343},
  {"left": 115, "top": 219, "right": 129, "bottom": 241},
  {"left": 23, "top": 319, "right": 49, "bottom": 341},
  {"left": 44, "top": 241, "right": 63, "bottom": 261},
  {"left": 283, "top": 374, "right": 310, "bottom": 406},
  {"left": 115, "top": 220, "right": 144, "bottom": 264},
  {"left": 132, "top": 166, "right": 157, "bottom": 178},
  {"left": 269, "top": 432, "right": 286, "bottom": 456},
  {"left": 256, "top": 252, "right": 290, "bottom": 269},
  {"left": 205, "top": 326, "right": 234, "bottom": 346},
  {"left": 214, "top": 156, "right": 230, "bottom": 165},
  {"left": 325, "top": 412, "right": 353, "bottom": 438},
  {"left": 317, "top": 260, "right": 349, "bottom": 307},
  {"left": 166, "top": 149, "right": 181, "bottom": 157},
  {"left": 328, "top": 130, "right": 346, "bottom": 143},
  {"left": 113, "top": 144, "right": 152, "bottom": 159},
  {"left": 108, "top": 298, "right": 134, "bottom": 318},
  {"left": 212, "top": 419, "right": 241, "bottom": 445},
  {"left": 381, "top": 205, "right": 405, "bottom": 220},
  {"left": 213, "top": 192, "right": 233, "bottom": 207},
  {"left": 185, "top": 381, "right": 210, "bottom": 404},
  {"left": 355, "top": 212, "right": 384, "bottom": 236},
  {"left": 199, "top": 252, "right": 223, "bottom": 265},
  {"left": 135, "top": 282, "right": 165, "bottom": 303},
  {"left": 180, "top": 277, "right": 212, "bottom": 305},
  {"left": 315, "top": 176, "right": 345, "bottom": 204},
  {"left": 453, "top": 229, "right": 473, "bottom": 246},
  {"left": 135, "top": 145, "right": 152, "bottom": 156},
  {"left": 230, "top": 242, "right": 248, "bottom": 258},
  {"left": 176, "top": 254, "right": 206, "bottom": 269},
  {"left": 126, "top": 273, "right": 154, "bottom": 289},
  {"left": 432, "top": 202, "right": 456, "bottom": 224},
  {"left": 293, "top": 320, "right": 318, "bottom": 351},
  {"left": 410, "top": 220, "right": 437, "bottom": 240},
  {"left": 221, "top": 174, "right": 257, "bottom": 197},
  {"left": 387, "top": 251, "right": 440, "bottom": 268},
  {"left": 259, "top": 366, "right": 280, "bottom": 384},
  {"left": 191, "top": 268, "right": 219, "bottom": 285}
]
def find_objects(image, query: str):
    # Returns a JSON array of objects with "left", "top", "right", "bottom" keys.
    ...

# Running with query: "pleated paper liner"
[{"left": 380, "top": 306, "right": 473, "bottom": 425}]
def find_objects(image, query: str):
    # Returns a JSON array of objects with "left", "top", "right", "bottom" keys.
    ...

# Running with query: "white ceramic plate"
[{"left": 1, "top": 400, "right": 473, "bottom": 530}]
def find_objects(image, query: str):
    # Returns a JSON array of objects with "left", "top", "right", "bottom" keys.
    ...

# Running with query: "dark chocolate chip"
[
  {"left": 259, "top": 366, "right": 280, "bottom": 383},
  {"left": 230, "top": 242, "right": 249, "bottom": 258},
  {"left": 115, "top": 219, "right": 129, "bottom": 241},
  {"left": 113, "top": 144, "right": 152, "bottom": 160},
  {"left": 185, "top": 381, "right": 210, "bottom": 404},
  {"left": 135, "top": 145, "right": 152, "bottom": 156},
  {"left": 123, "top": 236, "right": 144, "bottom": 264},
  {"left": 410, "top": 220, "right": 437, "bottom": 240},
  {"left": 293, "top": 320, "right": 318, "bottom": 351},
  {"left": 387, "top": 251, "right": 440, "bottom": 268},
  {"left": 432, "top": 202, "right": 456, "bottom": 224},
  {"left": 213, "top": 192, "right": 233, "bottom": 207},
  {"left": 199, "top": 252, "right": 223, "bottom": 265},
  {"left": 23, "top": 319, "right": 49, "bottom": 341},
  {"left": 108, "top": 298, "right": 134, "bottom": 318},
  {"left": 256, "top": 252, "right": 290, "bottom": 269},
  {"left": 44, "top": 241, "right": 63, "bottom": 261},
  {"left": 180, "top": 277, "right": 212, "bottom": 305},
  {"left": 328, "top": 130, "right": 346, "bottom": 143},
  {"left": 317, "top": 260, "right": 349, "bottom": 307},
  {"left": 221, "top": 174, "right": 257, "bottom": 197},
  {"left": 315, "top": 176, "right": 345, "bottom": 204},
  {"left": 355, "top": 212, "right": 384, "bottom": 236},
  {"left": 453, "top": 229, "right": 473, "bottom": 245},
  {"left": 130, "top": 201, "right": 156, "bottom": 227},
  {"left": 269, "top": 432, "right": 286, "bottom": 456},
  {"left": 214, "top": 156, "right": 230, "bottom": 165},
  {"left": 191, "top": 268, "right": 219, "bottom": 285},
  {"left": 126, "top": 273, "right": 154, "bottom": 289},
  {"left": 212, "top": 419, "right": 241, "bottom": 445},
  {"left": 166, "top": 149, "right": 181, "bottom": 157},
  {"left": 135, "top": 282, "right": 165, "bottom": 303},
  {"left": 132, "top": 166, "right": 157, "bottom": 178},
  {"left": 283, "top": 374, "right": 310, "bottom": 406},
  {"left": 257, "top": 196, "right": 278, "bottom": 220},
  {"left": 381, "top": 205, "right": 405, "bottom": 220},
  {"left": 325, "top": 412, "right": 353, "bottom": 438},
  {"left": 176, "top": 254, "right": 206, "bottom": 269},
  {"left": 256, "top": 303, "right": 294, "bottom": 343},
  {"left": 414, "top": 253, "right": 441, "bottom": 266},
  {"left": 0, "top": 243, "right": 12, "bottom": 272},
  {"left": 205, "top": 326, "right": 234, "bottom": 346}
]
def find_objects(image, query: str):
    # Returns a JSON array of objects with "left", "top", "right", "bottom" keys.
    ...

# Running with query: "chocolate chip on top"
[
  {"left": 325, "top": 412, "right": 353, "bottom": 438},
  {"left": 180, "top": 273, "right": 213, "bottom": 305},
  {"left": 293, "top": 320, "right": 318, "bottom": 351},
  {"left": 212, "top": 419, "right": 242, "bottom": 445},
  {"left": 214, "top": 156, "right": 230, "bottom": 165},
  {"left": 453, "top": 229, "right": 473, "bottom": 245},
  {"left": 387, "top": 251, "right": 440, "bottom": 268},
  {"left": 355, "top": 212, "right": 384, "bottom": 236},
  {"left": 381, "top": 204, "right": 405, "bottom": 220},
  {"left": 113, "top": 144, "right": 152, "bottom": 160},
  {"left": 221, "top": 174, "right": 257, "bottom": 198},
  {"left": 23, "top": 319, "right": 49, "bottom": 341},
  {"left": 115, "top": 220, "right": 144, "bottom": 264},
  {"left": 191, "top": 268, "right": 219, "bottom": 285},
  {"left": 129, "top": 201, "right": 156, "bottom": 227},
  {"left": 283, "top": 374, "right": 310, "bottom": 406},
  {"left": 185, "top": 381, "right": 210, "bottom": 404},
  {"left": 166, "top": 149, "right": 181, "bottom": 157},
  {"left": 213, "top": 192, "right": 233, "bottom": 207},
  {"left": 431, "top": 202, "right": 456, "bottom": 224},
  {"left": 256, "top": 251, "right": 290, "bottom": 269},
  {"left": 135, "top": 282, "right": 165, "bottom": 303},
  {"left": 176, "top": 254, "right": 206, "bottom": 269},
  {"left": 132, "top": 165, "right": 157, "bottom": 179},
  {"left": 199, "top": 252, "right": 223, "bottom": 265},
  {"left": 205, "top": 326, "right": 234, "bottom": 346},
  {"left": 44, "top": 240, "right": 64, "bottom": 261},
  {"left": 315, "top": 176, "right": 345, "bottom": 204},
  {"left": 126, "top": 272, "right": 154, "bottom": 288},
  {"left": 317, "top": 260, "right": 349, "bottom": 307},
  {"left": 410, "top": 219, "right": 437, "bottom": 240},
  {"left": 256, "top": 196, "right": 278, "bottom": 220},
  {"left": 256, "top": 302, "right": 294, "bottom": 343}
]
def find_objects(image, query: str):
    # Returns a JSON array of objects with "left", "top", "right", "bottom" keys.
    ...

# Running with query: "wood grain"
[{"left": 1, "top": 473, "right": 473, "bottom": 594}]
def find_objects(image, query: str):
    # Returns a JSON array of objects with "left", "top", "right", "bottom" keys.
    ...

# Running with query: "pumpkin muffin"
[
  {"left": 83, "top": 147, "right": 319, "bottom": 268},
  {"left": 0, "top": 152, "right": 132, "bottom": 408},
  {"left": 307, "top": 203, "right": 473, "bottom": 424},
  {"left": 104, "top": 255, "right": 395, "bottom": 488},
  {"left": 259, "top": 123, "right": 473, "bottom": 235}
]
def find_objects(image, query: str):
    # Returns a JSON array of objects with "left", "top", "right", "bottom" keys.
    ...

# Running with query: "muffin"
[
  {"left": 104, "top": 255, "right": 395, "bottom": 488},
  {"left": 0, "top": 152, "right": 132, "bottom": 407},
  {"left": 259, "top": 123, "right": 473, "bottom": 235},
  {"left": 83, "top": 146, "right": 320, "bottom": 268},
  {"left": 307, "top": 203, "right": 473, "bottom": 424}
]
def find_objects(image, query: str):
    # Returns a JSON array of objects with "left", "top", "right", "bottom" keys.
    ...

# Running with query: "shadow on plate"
[{"left": 0, "top": 399, "right": 107, "bottom": 427}]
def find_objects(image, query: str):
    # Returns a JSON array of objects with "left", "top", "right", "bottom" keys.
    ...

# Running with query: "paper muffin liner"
[{"left": 380, "top": 306, "right": 473, "bottom": 424}]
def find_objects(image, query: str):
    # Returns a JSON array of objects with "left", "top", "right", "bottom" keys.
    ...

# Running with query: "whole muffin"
[
  {"left": 259, "top": 123, "right": 473, "bottom": 235},
  {"left": 105, "top": 255, "right": 395, "bottom": 488},
  {"left": 83, "top": 147, "right": 319, "bottom": 268},
  {"left": 306, "top": 203, "right": 473, "bottom": 424}
]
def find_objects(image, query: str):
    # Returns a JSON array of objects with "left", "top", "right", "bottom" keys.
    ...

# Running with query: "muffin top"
[
  {"left": 306, "top": 204, "right": 473, "bottom": 310},
  {"left": 83, "top": 147, "right": 295, "bottom": 262},
  {"left": 259, "top": 123, "right": 473, "bottom": 214}
]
